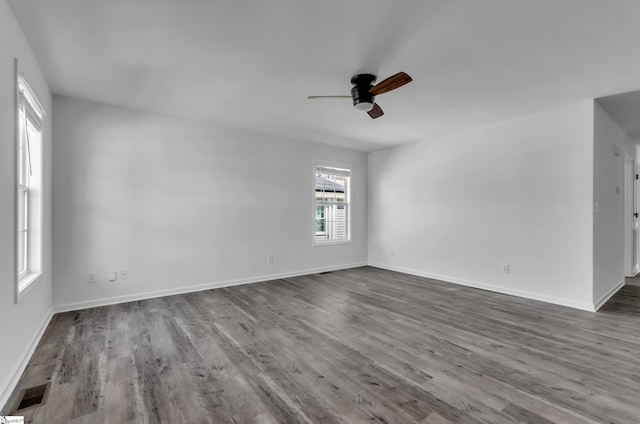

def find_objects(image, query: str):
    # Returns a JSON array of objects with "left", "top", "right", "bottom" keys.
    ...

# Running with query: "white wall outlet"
[
  {"left": 88, "top": 272, "right": 97, "bottom": 284},
  {"left": 119, "top": 270, "right": 128, "bottom": 280},
  {"left": 391, "top": 249, "right": 396, "bottom": 257},
  {"left": 501, "top": 264, "right": 510, "bottom": 274},
  {"left": 267, "top": 255, "right": 274, "bottom": 264},
  {"left": 106, "top": 270, "right": 117, "bottom": 282}
]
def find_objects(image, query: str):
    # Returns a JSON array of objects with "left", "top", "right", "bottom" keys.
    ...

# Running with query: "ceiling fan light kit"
[
  {"left": 354, "top": 101, "right": 374, "bottom": 112},
  {"left": 308, "top": 71, "right": 412, "bottom": 119}
]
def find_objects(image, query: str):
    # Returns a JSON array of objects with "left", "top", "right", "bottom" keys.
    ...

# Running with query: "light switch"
[{"left": 106, "top": 270, "right": 117, "bottom": 282}]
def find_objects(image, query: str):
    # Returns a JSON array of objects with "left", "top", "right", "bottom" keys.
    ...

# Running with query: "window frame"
[
  {"left": 14, "top": 64, "right": 46, "bottom": 303},
  {"left": 313, "top": 160, "right": 352, "bottom": 246}
]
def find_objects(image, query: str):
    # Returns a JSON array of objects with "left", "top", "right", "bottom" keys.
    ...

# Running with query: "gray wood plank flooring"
[{"left": 3, "top": 267, "right": 640, "bottom": 423}]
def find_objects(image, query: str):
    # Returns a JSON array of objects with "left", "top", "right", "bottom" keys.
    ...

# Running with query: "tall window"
[
  {"left": 314, "top": 162, "right": 351, "bottom": 244},
  {"left": 16, "top": 72, "right": 45, "bottom": 298}
]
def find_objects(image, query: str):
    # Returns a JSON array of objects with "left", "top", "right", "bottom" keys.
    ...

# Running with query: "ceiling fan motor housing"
[{"left": 350, "top": 74, "right": 376, "bottom": 111}]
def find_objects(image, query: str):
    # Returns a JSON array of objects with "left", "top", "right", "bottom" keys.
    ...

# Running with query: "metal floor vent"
[{"left": 11, "top": 383, "right": 50, "bottom": 413}]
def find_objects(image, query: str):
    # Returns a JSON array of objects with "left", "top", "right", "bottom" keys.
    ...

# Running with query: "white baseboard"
[
  {"left": 53, "top": 262, "right": 367, "bottom": 313},
  {"left": 368, "top": 262, "right": 596, "bottom": 312},
  {"left": 0, "top": 308, "right": 53, "bottom": 412},
  {"left": 633, "top": 264, "right": 640, "bottom": 277},
  {"left": 593, "top": 280, "right": 625, "bottom": 312}
]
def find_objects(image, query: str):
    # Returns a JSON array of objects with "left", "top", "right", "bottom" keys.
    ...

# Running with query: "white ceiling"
[{"left": 8, "top": 0, "right": 640, "bottom": 152}]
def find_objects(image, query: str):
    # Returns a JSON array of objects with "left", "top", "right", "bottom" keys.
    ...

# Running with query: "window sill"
[
  {"left": 314, "top": 240, "right": 353, "bottom": 247},
  {"left": 16, "top": 272, "right": 43, "bottom": 303}
]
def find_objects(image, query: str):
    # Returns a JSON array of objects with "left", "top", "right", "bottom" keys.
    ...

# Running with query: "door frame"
[{"left": 624, "top": 154, "right": 634, "bottom": 277}]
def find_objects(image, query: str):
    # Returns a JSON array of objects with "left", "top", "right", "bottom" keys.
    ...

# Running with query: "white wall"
[
  {"left": 593, "top": 102, "right": 630, "bottom": 305},
  {"left": 368, "top": 101, "right": 595, "bottom": 310},
  {"left": 52, "top": 96, "right": 368, "bottom": 310},
  {"left": 0, "top": 0, "right": 53, "bottom": 410}
]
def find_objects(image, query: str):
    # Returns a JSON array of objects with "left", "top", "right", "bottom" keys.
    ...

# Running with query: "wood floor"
[{"left": 3, "top": 267, "right": 640, "bottom": 423}]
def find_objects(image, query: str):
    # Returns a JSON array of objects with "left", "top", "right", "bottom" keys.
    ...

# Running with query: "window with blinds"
[
  {"left": 314, "top": 162, "right": 351, "bottom": 245},
  {"left": 16, "top": 70, "right": 45, "bottom": 300}
]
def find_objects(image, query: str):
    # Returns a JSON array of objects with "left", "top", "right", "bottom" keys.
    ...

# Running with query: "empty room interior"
[{"left": 3, "top": 1, "right": 640, "bottom": 423}]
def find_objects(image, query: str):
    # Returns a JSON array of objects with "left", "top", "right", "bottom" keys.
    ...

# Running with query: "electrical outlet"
[
  {"left": 502, "top": 264, "right": 510, "bottom": 274},
  {"left": 119, "top": 270, "right": 128, "bottom": 280},
  {"left": 88, "top": 272, "right": 97, "bottom": 284},
  {"left": 267, "top": 255, "right": 274, "bottom": 264}
]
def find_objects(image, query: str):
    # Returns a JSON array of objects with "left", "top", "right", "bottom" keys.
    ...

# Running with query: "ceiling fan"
[{"left": 307, "top": 72, "right": 412, "bottom": 119}]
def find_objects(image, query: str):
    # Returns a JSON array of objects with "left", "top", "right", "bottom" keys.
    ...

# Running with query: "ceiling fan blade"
[
  {"left": 307, "top": 95, "right": 351, "bottom": 99},
  {"left": 369, "top": 72, "right": 412, "bottom": 96},
  {"left": 368, "top": 103, "right": 384, "bottom": 119}
]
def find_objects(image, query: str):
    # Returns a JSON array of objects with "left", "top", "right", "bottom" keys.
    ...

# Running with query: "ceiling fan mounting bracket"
[{"left": 350, "top": 74, "right": 377, "bottom": 86}]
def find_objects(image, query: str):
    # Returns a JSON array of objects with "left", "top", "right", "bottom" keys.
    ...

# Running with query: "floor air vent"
[{"left": 11, "top": 383, "right": 50, "bottom": 413}]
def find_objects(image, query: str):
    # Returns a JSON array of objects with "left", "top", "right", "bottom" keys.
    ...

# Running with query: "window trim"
[
  {"left": 17, "top": 184, "right": 28, "bottom": 278},
  {"left": 313, "top": 160, "right": 352, "bottom": 246},
  {"left": 14, "top": 60, "right": 46, "bottom": 303}
]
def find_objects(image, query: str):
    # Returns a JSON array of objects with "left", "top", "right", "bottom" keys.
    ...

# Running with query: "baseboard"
[
  {"left": 368, "top": 262, "right": 596, "bottom": 312},
  {"left": 53, "top": 262, "right": 367, "bottom": 313},
  {"left": 633, "top": 264, "right": 640, "bottom": 277},
  {"left": 0, "top": 307, "right": 53, "bottom": 413},
  {"left": 593, "top": 279, "right": 625, "bottom": 312}
]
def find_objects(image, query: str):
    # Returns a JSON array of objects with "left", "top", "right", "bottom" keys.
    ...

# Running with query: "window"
[
  {"left": 314, "top": 162, "right": 351, "bottom": 244},
  {"left": 16, "top": 72, "right": 45, "bottom": 299}
]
